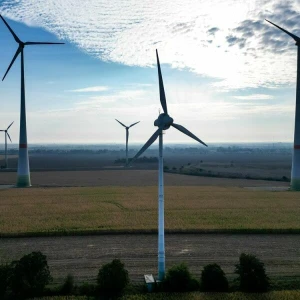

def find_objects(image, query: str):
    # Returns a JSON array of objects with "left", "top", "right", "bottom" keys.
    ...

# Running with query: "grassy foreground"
[
  {"left": 33, "top": 291, "right": 300, "bottom": 300},
  {"left": 1, "top": 186, "right": 300, "bottom": 236}
]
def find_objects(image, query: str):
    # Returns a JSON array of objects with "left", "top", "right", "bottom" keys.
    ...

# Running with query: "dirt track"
[
  {"left": 0, "top": 170, "right": 290, "bottom": 187},
  {"left": 1, "top": 234, "right": 299, "bottom": 284}
]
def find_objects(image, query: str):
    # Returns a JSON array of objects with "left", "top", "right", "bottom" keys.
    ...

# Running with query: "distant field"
[
  {"left": 35, "top": 291, "right": 300, "bottom": 300},
  {"left": 0, "top": 169, "right": 290, "bottom": 187},
  {"left": 0, "top": 186, "right": 299, "bottom": 236},
  {"left": 122, "top": 291, "right": 300, "bottom": 300}
]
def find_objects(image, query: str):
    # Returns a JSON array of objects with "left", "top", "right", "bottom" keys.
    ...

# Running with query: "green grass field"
[
  {"left": 1, "top": 186, "right": 300, "bottom": 236},
  {"left": 34, "top": 291, "right": 300, "bottom": 300}
]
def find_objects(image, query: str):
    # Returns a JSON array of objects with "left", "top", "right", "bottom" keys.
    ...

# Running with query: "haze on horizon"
[{"left": 0, "top": 0, "right": 299, "bottom": 144}]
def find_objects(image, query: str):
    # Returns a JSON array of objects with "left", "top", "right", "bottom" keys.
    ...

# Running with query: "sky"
[{"left": 0, "top": 0, "right": 299, "bottom": 144}]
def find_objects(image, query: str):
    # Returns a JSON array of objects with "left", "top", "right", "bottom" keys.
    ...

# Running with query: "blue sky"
[{"left": 0, "top": 0, "right": 299, "bottom": 144}]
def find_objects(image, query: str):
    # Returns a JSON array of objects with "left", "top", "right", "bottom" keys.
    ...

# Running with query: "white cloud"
[
  {"left": 36, "top": 86, "right": 293, "bottom": 121},
  {"left": 1, "top": 0, "right": 299, "bottom": 90},
  {"left": 27, "top": 89, "right": 294, "bottom": 143},
  {"left": 73, "top": 89, "right": 148, "bottom": 107},
  {"left": 233, "top": 94, "right": 274, "bottom": 100},
  {"left": 68, "top": 86, "right": 108, "bottom": 92}
]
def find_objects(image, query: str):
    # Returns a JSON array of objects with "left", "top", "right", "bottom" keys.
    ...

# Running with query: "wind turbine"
[
  {"left": 266, "top": 19, "right": 300, "bottom": 190},
  {"left": 115, "top": 119, "right": 140, "bottom": 165},
  {"left": 0, "top": 15, "right": 64, "bottom": 187},
  {"left": 0, "top": 122, "right": 13, "bottom": 168},
  {"left": 130, "top": 50, "right": 207, "bottom": 280}
]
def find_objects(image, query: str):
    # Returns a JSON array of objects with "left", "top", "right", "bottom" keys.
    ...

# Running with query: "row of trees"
[
  {"left": 164, "top": 253, "right": 269, "bottom": 293},
  {"left": 114, "top": 156, "right": 158, "bottom": 164},
  {"left": 0, "top": 251, "right": 269, "bottom": 299}
]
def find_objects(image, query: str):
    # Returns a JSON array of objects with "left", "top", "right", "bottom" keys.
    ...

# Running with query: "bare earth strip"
[
  {"left": 0, "top": 234, "right": 299, "bottom": 284},
  {"left": 0, "top": 170, "right": 290, "bottom": 187}
]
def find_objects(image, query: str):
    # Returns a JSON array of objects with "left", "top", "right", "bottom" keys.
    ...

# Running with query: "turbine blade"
[
  {"left": 129, "top": 129, "right": 161, "bottom": 164},
  {"left": 0, "top": 15, "right": 21, "bottom": 44},
  {"left": 265, "top": 19, "right": 300, "bottom": 43},
  {"left": 126, "top": 129, "right": 129, "bottom": 149},
  {"left": 2, "top": 46, "right": 21, "bottom": 81},
  {"left": 25, "top": 41, "right": 65, "bottom": 45},
  {"left": 156, "top": 49, "right": 168, "bottom": 114},
  {"left": 115, "top": 119, "right": 126, "bottom": 128},
  {"left": 172, "top": 123, "right": 207, "bottom": 147},
  {"left": 7, "top": 121, "right": 14, "bottom": 130},
  {"left": 129, "top": 121, "right": 140, "bottom": 128},
  {"left": 6, "top": 132, "right": 12, "bottom": 143}
]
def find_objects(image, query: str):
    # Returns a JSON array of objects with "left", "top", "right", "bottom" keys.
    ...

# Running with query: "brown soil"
[
  {"left": 1, "top": 234, "right": 299, "bottom": 284},
  {"left": 0, "top": 170, "right": 290, "bottom": 187}
]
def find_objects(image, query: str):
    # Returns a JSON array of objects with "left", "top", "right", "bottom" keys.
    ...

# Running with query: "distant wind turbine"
[
  {"left": 266, "top": 19, "right": 300, "bottom": 190},
  {"left": 130, "top": 50, "right": 207, "bottom": 280},
  {"left": 0, "top": 121, "right": 13, "bottom": 168},
  {"left": 0, "top": 15, "right": 64, "bottom": 187},
  {"left": 115, "top": 119, "right": 140, "bottom": 165}
]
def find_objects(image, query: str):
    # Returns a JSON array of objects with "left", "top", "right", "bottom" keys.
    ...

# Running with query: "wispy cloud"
[
  {"left": 75, "top": 89, "right": 148, "bottom": 109},
  {"left": 43, "top": 85, "right": 293, "bottom": 121},
  {"left": 25, "top": 82, "right": 294, "bottom": 143},
  {"left": 68, "top": 86, "right": 109, "bottom": 92},
  {"left": 233, "top": 94, "right": 274, "bottom": 100},
  {"left": 1, "top": 0, "right": 299, "bottom": 90}
]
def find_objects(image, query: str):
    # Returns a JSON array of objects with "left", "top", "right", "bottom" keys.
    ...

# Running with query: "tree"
[
  {"left": 60, "top": 274, "right": 75, "bottom": 295},
  {"left": 201, "top": 263, "right": 228, "bottom": 292},
  {"left": 0, "top": 264, "right": 13, "bottom": 298},
  {"left": 97, "top": 259, "right": 129, "bottom": 296},
  {"left": 164, "top": 263, "right": 199, "bottom": 292},
  {"left": 235, "top": 253, "right": 269, "bottom": 292},
  {"left": 11, "top": 251, "right": 52, "bottom": 298}
]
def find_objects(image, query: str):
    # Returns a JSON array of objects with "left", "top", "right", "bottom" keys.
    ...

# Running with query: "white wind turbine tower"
[
  {"left": 0, "top": 15, "right": 64, "bottom": 187},
  {"left": 115, "top": 119, "right": 140, "bottom": 166},
  {"left": 130, "top": 50, "right": 207, "bottom": 280},
  {"left": 266, "top": 19, "right": 300, "bottom": 190},
  {"left": 0, "top": 121, "right": 14, "bottom": 169}
]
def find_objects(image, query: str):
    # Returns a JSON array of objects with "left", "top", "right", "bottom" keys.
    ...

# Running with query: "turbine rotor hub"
[{"left": 154, "top": 113, "right": 174, "bottom": 130}]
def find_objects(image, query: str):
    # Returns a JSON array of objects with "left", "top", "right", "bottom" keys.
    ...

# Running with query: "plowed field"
[{"left": 1, "top": 234, "right": 299, "bottom": 284}]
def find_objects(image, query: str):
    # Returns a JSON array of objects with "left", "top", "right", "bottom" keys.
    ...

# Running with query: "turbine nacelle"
[
  {"left": 154, "top": 113, "right": 174, "bottom": 130},
  {"left": 0, "top": 15, "right": 64, "bottom": 81},
  {"left": 130, "top": 50, "right": 208, "bottom": 280},
  {"left": 130, "top": 50, "right": 207, "bottom": 167},
  {"left": 115, "top": 119, "right": 140, "bottom": 167},
  {"left": 0, "top": 121, "right": 14, "bottom": 143}
]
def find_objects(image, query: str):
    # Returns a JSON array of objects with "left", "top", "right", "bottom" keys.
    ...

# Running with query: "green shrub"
[
  {"left": 11, "top": 251, "right": 52, "bottom": 298},
  {"left": 60, "top": 274, "right": 75, "bottom": 295},
  {"left": 235, "top": 253, "right": 269, "bottom": 292},
  {"left": 0, "top": 264, "right": 13, "bottom": 298},
  {"left": 97, "top": 259, "right": 129, "bottom": 296},
  {"left": 200, "top": 263, "right": 228, "bottom": 292},
  {"left": 78, "top": 282, "right": 96, "bottom": 296},
  {"left": 164, "top": 263, "right": 199, "bottom": 292}
]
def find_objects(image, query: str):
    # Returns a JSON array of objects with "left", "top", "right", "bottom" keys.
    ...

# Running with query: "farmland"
[
  {"left": 123, "top": 291, "right": 300, "bottom": 300},
  {"left": 0, "top": 186, "right": 299, "bottom": 236},
  {"left": 1, "top": 234, "right": 300, "bottom": 285},
  {"left": 0, "top": 146, "right": 298, "bottom": 292},
  {"left": 34, "top": 291, "right": 300, "bottom": 300}
]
